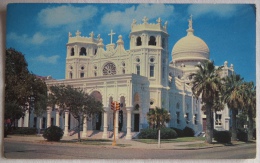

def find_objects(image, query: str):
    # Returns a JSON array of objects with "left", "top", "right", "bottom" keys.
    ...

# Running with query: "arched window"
[
  {"left": 71, "top": 48, "right": 74, "bottom": 56},
  {"left": 69, "top": 72, "right": 73, "bottom": 79},
  {"left": 94, "top": 49, "right": 97, "bottom": 55},
  {"left": 150, "top": 65, "right": 154, "bottom": 77},
  {"left": 148, "top": 36, "right": 156, "bottom": 46},
  {"left": 136, "top": 65, "right": 140, "bottom": 75},
  {"left": 122, "top": 68, "right": 125, "bottom": 74},
  {"left": 80, "top": 47, "right": 87, "bottom": 56},
  {"left": 136, "top": 36, "right": 142, "bottom": 46},
  {"left": 80, "top": 72, "right": 84, "bottom": 78}
]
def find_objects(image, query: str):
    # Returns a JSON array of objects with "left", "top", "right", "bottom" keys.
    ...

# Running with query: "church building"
[{"left": 18, "top": 16, "right": 233, "bottom": 139}]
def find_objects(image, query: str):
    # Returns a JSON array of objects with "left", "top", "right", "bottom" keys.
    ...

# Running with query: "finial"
[
  {"left": 76, "top": 30, "right": 81, "bottom": 37},
  {"left": 142, "top": 16, "right": 148, "bottom": 24},
  {"left": 157, "top": 17, "right": 161, "bottom": 24},
  {"left": 68, "top": 32, "right": 72, "bottom": 37},
  {"left": 89, "top": 31, "right": 94, "bottom": 38},
  {"left": 97, "top": 34, "right": 100, "bottom": 40}
]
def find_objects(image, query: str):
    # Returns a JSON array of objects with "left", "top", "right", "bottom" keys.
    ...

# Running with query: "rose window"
[{"left": 103, "top": 63, "right": 116, "bottom": 75}]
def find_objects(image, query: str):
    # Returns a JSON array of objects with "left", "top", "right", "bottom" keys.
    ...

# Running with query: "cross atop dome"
[{"left": 186, "top": 14, "right": 194, "bottom": 36}]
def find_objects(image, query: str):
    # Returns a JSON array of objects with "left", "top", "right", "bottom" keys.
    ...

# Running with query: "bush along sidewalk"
[
  {"left": 138, "top": 128, "right": 177, "bottom": 139},
  {"left": 43, "top": 126, "right": 64, "bottom": 141}
]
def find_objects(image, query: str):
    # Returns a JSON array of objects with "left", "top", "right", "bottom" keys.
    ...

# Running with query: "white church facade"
[{"left": 18, "top": 16, "right": 233, "bottom": 139}]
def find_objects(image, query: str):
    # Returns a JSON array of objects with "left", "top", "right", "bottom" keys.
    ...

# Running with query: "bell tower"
[
  {"left": 129, "top": 17, "right": 169, "bottom": 109},
  {"left": 65, "top": 30, "right": 99, "bottom": 79}
]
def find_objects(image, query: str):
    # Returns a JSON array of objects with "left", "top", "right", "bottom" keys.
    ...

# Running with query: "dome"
[{"left": 171, "top": 17, "right": 209, "bottom": 62}]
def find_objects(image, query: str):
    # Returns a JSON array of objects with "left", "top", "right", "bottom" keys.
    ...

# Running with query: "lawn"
[{"left": 135, "top": 137, "right": 205, "bottom": 144}]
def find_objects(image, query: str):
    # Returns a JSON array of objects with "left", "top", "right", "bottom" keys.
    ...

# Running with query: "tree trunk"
[
  {"left": 77, "top": 118, "right": 81, "bottom": 142},
  {"left": 248, "top": 108, "right": 254, "bottom": 140},
  {"left": 205, "top": 105, "right": 213, "bottom": 144},
  {"left": 231, "top": 109, "right": 237, "bottom": 141}
]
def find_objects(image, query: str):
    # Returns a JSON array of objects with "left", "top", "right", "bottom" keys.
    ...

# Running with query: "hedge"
[
  {"left": 11, "top": 127, "right": 37, "bottom": 135},
  {"left": 138, "top": 128, "right": 177, "bottom": 139},
  {"left": 214, "top": 130, "right": 231, "bottom": 144},
  {"left": 237, "top": 128, "right": 248, "bottom": 142}
]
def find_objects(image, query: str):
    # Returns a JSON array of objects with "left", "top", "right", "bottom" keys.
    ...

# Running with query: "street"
[{"left": 4, "top": 141, "right": 256, "bottom": 159}]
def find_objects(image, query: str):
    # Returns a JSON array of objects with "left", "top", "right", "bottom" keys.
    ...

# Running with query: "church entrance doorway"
[
  {"left": 118, "top": 110, "right": 123, "bottom": 131},
  {"left": 96, "top": 112, "right": 102, "bottom": 130},
  {"left": 134, "top": 114, "right": 139, "bottom": 132}
]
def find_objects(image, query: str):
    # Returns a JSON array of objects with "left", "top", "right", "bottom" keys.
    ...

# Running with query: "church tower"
[
  {"left": 65, "top": 30, "right": 99, "bottom": 79},
  {"left": 129, "top": 17, "right": 169, "bottom": 109}
]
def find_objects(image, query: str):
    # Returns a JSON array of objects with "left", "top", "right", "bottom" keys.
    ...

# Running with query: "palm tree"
[
  {"left": 222, "top": 74, "right": 244, "bottom": 141},
  {"left": 190, "top": 60, "right": 224, "bottom": 144},
  {"left": 147, "top": 107, "right": 170, "bottom": 129},
  {"left": 242, "top": 82, "right": 256, "bottom": 140}
]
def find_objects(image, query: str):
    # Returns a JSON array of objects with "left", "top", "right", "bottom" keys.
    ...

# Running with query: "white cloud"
[
  {"left": 7, "top": 32, "right": 49, "bottom": 45},
  {"left": 38, "top": 5, "right": 98, "bottom": 27},
  {"left": 34, "top": 55, "right": 60, "bottom": 64},
  {"left": 99, "top": 4, "right": 174, "bottom": 33},
  {"left": 188, "top": 4, "right": 239, "bottom": 19}
]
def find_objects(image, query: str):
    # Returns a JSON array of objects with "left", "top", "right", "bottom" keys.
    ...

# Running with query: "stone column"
[
  {"left": 82, "top": 114, "right": 88, "bottom": 137},
  {"left": 126, "top": 107, "right": 132, "bottom": 140},
  {"left": 115, "top": 110, "right": 119, "bottom": 139},
  {"left": 64, "top": 110, "right": 69, "bottom": 136},
  {"left": 102, "top": 108, "right": 108, "bottom": 139},
  {"left": 47, "top": 107, "right": 52, "bottom": 128},
  {"left": 56, "top": 109, "right": 60, "bottom": 127}
]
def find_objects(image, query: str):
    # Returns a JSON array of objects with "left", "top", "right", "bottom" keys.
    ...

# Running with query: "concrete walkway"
[{"left": 4, "top": 134, "right": 250, "bottom": 150}]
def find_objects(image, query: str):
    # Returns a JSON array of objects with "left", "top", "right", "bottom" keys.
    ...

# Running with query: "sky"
[{"left": 6, "top": 3, "right": 256, "bottom": 83}]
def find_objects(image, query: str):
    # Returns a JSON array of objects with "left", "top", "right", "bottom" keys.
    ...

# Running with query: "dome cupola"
[{"left": 171, "top": 15, "right": 209, "bottom": 63}]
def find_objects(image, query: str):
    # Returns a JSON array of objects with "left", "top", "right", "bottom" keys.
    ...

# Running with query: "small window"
[
  {"left": 150, "top": 100, "right": 154, "bottom": 105},
  {"left": 122, "top": 62, "right": 125, "bottom": 66},
  {"left": 215, "top": 114, "right": 222, "bottom": 125},
  {"left": 71, "top": 48, "right": 74, "bottom": 56},
  {"left": 185, "top": 113, "right": 189, "bottom": 124},
  {"left": 176, "top": 112, "right": 180, "bottom": 124},
  {"left": 122, "top": 68, "right": 125, "bottom": 74},
  {"left": 136, "top": 36, "right": 142, "bottom": 46},
  {"left": 94, "top": 49, "right": 97, "bottom": 55},
  {"left": 194, "top": 114, "right": 197, "bottom": 125},
  {"left": 150, "top": 65, "right": 154, "bottom": 77},
  {"left": 81, "top": 66, "right": 84, "bottom": 70},
  {"left": 136, "top": 65, "right": 140, "bottom": 75},
  {"left": 80, "top": 72, "right": 84, "bottom": 78},
  {"left": 94, "top": 66, "right": 97, "bottom": 70},
  {"left": 70, "top": 72, "right": 73, "bottom": 79},
  {"left": 94, "top": 72, "right": 97, "bottom": 77},
  {"left": 148, "top": 36, "right": 156, "bottom": 46},
  {"left": 136, "top": 58, "right": 140, "bottom": 62},
  {"left": 70, "top": 66, "right": 73, "bottom": 70},
  {"left": 80, "top": 47, "right": 87, "bottom": 56},
  {"left": 150, "top": 58, "right": 154, "bottom": 62}
]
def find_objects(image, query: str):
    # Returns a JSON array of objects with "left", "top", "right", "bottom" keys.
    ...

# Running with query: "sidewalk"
[{"left": 3, "top": 135, "right": 249, "bottom": 150}]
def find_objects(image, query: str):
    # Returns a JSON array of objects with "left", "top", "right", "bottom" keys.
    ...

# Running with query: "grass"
[
  {"left": 179, "top": 143, "right": 213, "bottom": 148},
  {"left": 135, "top": 137, "right": 205, "bottom": 144},
  {"left": 59, "top": 139, "right": 131, "bottom": 147}
]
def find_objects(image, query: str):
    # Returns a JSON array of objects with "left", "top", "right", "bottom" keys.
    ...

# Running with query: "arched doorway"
[
  {"left": 91, "top": 91, "right": 102, "bottom": 130},
  {"left": 133, "top": 93, "right": 140, "bottom": 132}
]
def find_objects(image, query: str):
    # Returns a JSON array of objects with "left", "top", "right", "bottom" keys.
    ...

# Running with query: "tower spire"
[{"left": 187, "top": 14, "right": 194, "bottom": 36}]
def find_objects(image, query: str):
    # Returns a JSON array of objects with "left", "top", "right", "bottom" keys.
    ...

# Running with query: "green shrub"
[
  {"left": 182, "top": 126, "right": 195, "bottom": 137},
  {"left": 43, "top": 126, "right": 64, "bottom": 141},
  {"left": 214, "top": 130, "right": 231, "bottom": 144},
  {"left": 138, "top": 128, "right": 157, "bottom": 139},
  {"left": 12, "top": 127, "right": 37, "bottom": 135},
  {"left": 253, "top": 128, "right": 256, "bottom": 140},
  {"left": 170, "top": 127, "right": 184, "bottom": 137},
  {"left": 138, "top": 128, "right": 177, "bottom": 139},
  {"left": 237, "top": 128, "right": 248, "bottom": 142},
  {"left": 160, "top": 128, "right": 177, "bottom": 139}
]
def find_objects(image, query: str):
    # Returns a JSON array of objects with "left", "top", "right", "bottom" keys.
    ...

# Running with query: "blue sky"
[{"left": 6, "top": 3, "right": 256, "bottom": 83}]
